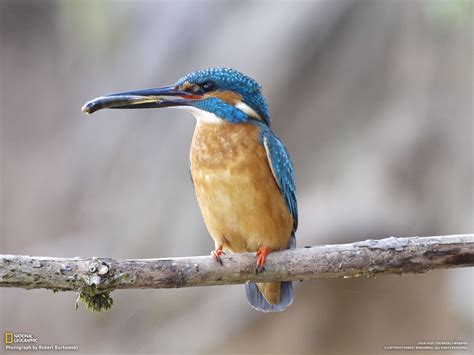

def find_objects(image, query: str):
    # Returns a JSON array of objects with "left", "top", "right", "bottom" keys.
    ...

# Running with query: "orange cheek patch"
[{"left": 207, "top": 90, "right": 243, "bottom": 105}]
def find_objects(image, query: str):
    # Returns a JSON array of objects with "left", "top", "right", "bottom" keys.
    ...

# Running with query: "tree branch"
[{"left": 1, "top": 235, "right": 473, "bottom": 311}]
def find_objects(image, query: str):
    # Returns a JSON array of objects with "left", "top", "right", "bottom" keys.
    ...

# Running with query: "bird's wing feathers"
[{"left": 262, "top": 130, "right": 298, "bottom": 234}]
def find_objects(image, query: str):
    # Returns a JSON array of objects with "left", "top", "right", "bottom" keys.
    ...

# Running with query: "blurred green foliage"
[{"left": 427, "top": 0, "right": 473, "bottom": 25}]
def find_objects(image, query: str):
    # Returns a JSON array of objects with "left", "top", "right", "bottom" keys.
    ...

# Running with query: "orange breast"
[{"left": 190, "top": 121, "right": 293, "bottom": 253}]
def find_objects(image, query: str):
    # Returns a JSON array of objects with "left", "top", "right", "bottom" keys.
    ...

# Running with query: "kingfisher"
[{"left": 82, "top": 68, "right": 297, "bottom": 312}]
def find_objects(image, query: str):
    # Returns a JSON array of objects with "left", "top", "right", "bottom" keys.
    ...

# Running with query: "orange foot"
[
  {"left": 256, "top": 246, "right": 273, "bottom": 273},
  {"left": 211, "top": 246, "right": 224, "bottom": 265}
]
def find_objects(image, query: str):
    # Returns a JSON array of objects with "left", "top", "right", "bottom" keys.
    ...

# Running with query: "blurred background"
[{"left": 1, "top": 0, "right": 472, "bottom": 354}]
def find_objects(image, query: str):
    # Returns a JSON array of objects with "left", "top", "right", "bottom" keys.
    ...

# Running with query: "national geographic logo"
[
  {"left": 4, "top": 332, "right": 78, "bottom": 352},
  {"left": 4, "top": 332, "right": 38, "bottom": 344}
]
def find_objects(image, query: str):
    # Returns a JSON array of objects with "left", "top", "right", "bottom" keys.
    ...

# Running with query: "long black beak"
[{"left": 81, "top": 85, "right": 201, "bottom": 114}]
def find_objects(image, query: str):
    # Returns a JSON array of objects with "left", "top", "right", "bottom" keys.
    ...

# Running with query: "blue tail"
[
  {"left": 245, "top": 281, "right": 293, "bottom": 312},
  {"left": 246, "top": 234, "right": 296, "bottom": 312}
]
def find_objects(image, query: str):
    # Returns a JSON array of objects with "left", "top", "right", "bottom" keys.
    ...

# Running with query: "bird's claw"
[
  {"left": 256, "top": 247, "right": 272, "bottom": 274},
  {"left": 211, "top": 249, "right": 224, "bottom": 265}
]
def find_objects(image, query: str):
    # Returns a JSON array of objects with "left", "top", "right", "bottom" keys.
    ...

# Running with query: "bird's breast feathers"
[{"left": 190, "top": 121, "right": 293, "bottom": 253}]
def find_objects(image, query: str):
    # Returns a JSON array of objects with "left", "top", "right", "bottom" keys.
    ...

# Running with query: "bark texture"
[{"left": 1, "top": 235, "right": 473, "bottom": 311}]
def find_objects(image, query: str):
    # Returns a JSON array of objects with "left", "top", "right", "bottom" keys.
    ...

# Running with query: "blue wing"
[
  {"left": 261, "top": 129, "right": 298, "bottom": 235},
  {"left": 247, "top": 125, "right": 297, "bottom": 312}
]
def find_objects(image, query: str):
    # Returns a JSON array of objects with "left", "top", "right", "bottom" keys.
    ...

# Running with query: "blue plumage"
[
  {"left": 260, "top": 128, "right": 298, "bottom": 233},
  {"left": 246, "top": 280, "right": 294, "bottom": 313},
  {"left": 193, "top": 97, "right": 248, "bottom": 123}
]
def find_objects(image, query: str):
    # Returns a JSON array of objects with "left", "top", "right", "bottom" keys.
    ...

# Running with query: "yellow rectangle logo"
[{"left": 5, "top": 332, "right": 13, "bottom": 344}]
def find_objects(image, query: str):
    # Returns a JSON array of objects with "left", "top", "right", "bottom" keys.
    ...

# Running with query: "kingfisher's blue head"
[{"left": 82, "top": 68, "right": 271, "bottom": 126}]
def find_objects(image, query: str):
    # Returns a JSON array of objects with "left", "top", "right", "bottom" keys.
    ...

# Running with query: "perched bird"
[{"left": 82, "top": 68, "right": 297, "bottom": 312}]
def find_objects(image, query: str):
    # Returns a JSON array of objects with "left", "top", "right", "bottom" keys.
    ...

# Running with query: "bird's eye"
[{"left": 201, "top": 81, "right": 215, "bottom": 92}]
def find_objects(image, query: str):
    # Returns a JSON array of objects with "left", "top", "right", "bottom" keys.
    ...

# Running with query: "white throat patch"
[{"left": 176, "top": 106, "right": 223, "bottom": 124}]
